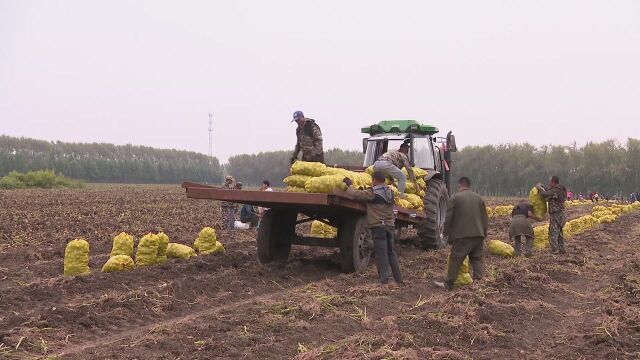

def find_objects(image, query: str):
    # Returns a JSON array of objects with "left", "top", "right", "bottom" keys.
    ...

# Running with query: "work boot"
[{"left": 433, "top": 280, "right": 453, "bottom": 291}]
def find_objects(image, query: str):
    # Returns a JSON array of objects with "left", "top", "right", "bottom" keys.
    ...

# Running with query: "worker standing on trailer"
[
  {"left": 290, "top": 110, "right": 324, "bottom": 164},
  {"left": 536, "top": 176, "right": 567, "bottom": 254},
  {"left": 435, "top": 177, "right": 488, "bottom": 291},
  {"left": 373, "top": 142, "right": 417, "bottom": 196},
  {"left": 220, "top": 176, "right": 237, "bottom": 230},
  {"left": 343, "top": 171, "right": 403, "bottom": 285}
]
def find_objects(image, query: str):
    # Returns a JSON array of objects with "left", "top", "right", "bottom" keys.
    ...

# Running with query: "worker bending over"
[{"left": 373, "top": 142, "right": 417, "bottom": 196}]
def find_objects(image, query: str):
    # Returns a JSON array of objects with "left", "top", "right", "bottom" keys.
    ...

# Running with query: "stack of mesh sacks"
[
  {"left": 486, "top": 207, "right": 495, "bottom": 218},
  {"left": 102, "top": 232, "right": 136, "bottom": 272},
  {"left": 193, "top": 227, "right": 225, "bottom": 255},
  {"left": 284, "top": 161, "right": 427, "bottom": 211},
  {"left": 284, "top": 161, "right": 369, "bottom": 194},
  {"left": 493, "top": 205, "right": 515, "bottom": 217},
  {"left": 134, "top": 232, "right": 171, "bottom": 267},
  {"left": 310, "top": 220, "right": 338, "bottom": 238},
  {"left": 366, "top": 165, "right": 428, "bottom": 211},
  {"left": 591, "top": 205, "right": 618, "bottom": 224}
]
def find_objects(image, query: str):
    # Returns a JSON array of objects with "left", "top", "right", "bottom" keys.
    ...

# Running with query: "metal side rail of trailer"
[{"left": 182, "top": 182, "right": 425, "bottom": 273}]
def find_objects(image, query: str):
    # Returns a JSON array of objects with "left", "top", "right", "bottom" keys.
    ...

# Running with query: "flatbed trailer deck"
[{"left": 182, "top": 182, "right": 426, "bottom": 272}]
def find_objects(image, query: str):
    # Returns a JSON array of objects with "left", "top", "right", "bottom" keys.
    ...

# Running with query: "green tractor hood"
[{"left": 361, "top": 120, "right": 439, "bottom": 136}]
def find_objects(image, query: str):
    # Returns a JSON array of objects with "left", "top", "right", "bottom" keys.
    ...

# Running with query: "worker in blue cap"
[{"left": 290, "top": 110, "right": 324, "bottom": 164}]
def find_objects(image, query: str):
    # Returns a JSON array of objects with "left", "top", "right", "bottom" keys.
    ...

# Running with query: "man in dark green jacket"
[{"left": 435, "top": 177, "right": 489, "bottom": 290}]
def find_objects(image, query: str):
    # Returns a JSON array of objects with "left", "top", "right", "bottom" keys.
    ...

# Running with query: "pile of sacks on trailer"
[{"left": 283, "top": 161, "right": 428, "bottom": 211}]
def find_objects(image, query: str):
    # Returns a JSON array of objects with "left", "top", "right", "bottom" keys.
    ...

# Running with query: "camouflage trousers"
[
  {"left": 221, "top": 205, "right": 236, "bottom": 230},
  {"left": 548, "top": 212, "right": 566, "bottom": 253}
]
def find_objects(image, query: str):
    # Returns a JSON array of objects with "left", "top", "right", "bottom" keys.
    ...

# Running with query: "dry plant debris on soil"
[{"left": 0, "top": 184, "right": 639, "bottom": 359}]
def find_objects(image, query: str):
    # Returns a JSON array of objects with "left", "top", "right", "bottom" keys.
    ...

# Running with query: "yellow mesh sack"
[
  {"left": 283, "top": 175, "right": 313, "bottom": 188},
  {"left": 494, "top": 205, "right": 514, "bottom": 216},
  {"left": 395, "top": 198, "right": 412, "bottom": 209},
  {"left": 101, "top": 255, "right": 135, "bottom": 273},
  {"left": 533, "top": 225, "right": 549, "bottom": 249},
  {"left": 305, "top": 175, "right": 348, "bottom": 193},
  {"left": 486, "top": 207, "right": 495, "bottom": 218},
  {"left": 64, "top": 239, "right": 91, "bottom": 276},
  {"left": 352, "top": 173, "right": 373, "bottom": 190},
  {"left": 446, "top": 255, "right": 472, "bottom": 287},
  {"left": 404, "top": 193, "right": 423, "bottom": 209},
  {"left": 291, "top": 161, "right": 327, "bottom": 177},
  {"left": 310, "top": 220, "right": 324, "bottom": 237},
  {"left": 110, "top": 232, "right": 134, "bottom": 258},
  {"left": 402, "top": 167, "right": 428, "bottom": 178},
  {"left": 156, "top": 232, "right": 169, "bottom": 264},
  {"left": 194, "top": 227, "right": 218, "bottom": 254},
  {"left": 321, "top": 167, "right": 351, "bottom": 176},
  {"left": 136, "top": 233, "right": 159, "bottom": 266},
  {"left": 528, "top": 187, "right": 547, "bottom": 219},
  {"left": 166, "top": 243, "right": 197, "bottom": 259},
  {"left": 365, "top": 165, "right": 375, "bottom": 175},
  {"left": 488, "top": 240, "right": 515, "bottom": 257}
]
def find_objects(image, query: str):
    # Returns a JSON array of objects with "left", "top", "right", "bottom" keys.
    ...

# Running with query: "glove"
[{"left": 343, "top": 177, "right": 353, "bottom": 187}]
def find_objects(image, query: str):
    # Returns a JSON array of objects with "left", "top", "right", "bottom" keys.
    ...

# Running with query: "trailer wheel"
[
  {"left": 417, "top": 178, "right": 449, "bottom": 249},
  {"left": 257, "top": 209, "right": 295, "bottom": 264},
  {"left": 339, "top": 215, "right": 372, "bottom": 273}
]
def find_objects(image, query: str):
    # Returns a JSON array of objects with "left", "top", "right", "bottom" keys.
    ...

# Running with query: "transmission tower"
[{"left": 208, "top": 112, "right": 213, "bottom": 158}]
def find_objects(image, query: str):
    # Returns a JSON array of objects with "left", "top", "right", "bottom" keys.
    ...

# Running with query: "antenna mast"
[{"left": 208, "top": 112, "right": 213, "bottom": 159}]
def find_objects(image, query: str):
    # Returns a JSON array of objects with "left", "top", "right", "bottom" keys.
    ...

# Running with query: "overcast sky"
[{"left": 1, "top": 1, "right": 639, "bottom": 162}]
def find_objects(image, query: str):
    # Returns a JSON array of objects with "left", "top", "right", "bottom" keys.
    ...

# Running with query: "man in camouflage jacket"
[
  {"left": 537, "top": 176, "right": 568, "bottom": 254},
  {"left": 290, "top": 110, "right": 324, "bottom": 164}
]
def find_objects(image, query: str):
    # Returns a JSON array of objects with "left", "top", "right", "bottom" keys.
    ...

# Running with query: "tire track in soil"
[{"left": 51, "top": 278, "right": 322, "bottom": 358}]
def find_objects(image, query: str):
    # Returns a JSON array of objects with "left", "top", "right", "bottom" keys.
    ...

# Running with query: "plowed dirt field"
[{"left": 1, "top": 184, "right": 639, "bottom": 359}]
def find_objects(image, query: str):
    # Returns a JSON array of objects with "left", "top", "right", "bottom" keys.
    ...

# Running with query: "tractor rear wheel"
[
  {"left": 257, "top": 209, "right": 295, "bottom": 264},
  {"left": 339, "top": 215, "right": 372, "bottom": 273},
  {"left": 417, "top": 178, "right": 449, "bottom": 249}
]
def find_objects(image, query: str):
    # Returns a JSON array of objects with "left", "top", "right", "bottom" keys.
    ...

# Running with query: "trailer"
[{"left": 182, "top": 181, "right": 426, "bottom": 273}]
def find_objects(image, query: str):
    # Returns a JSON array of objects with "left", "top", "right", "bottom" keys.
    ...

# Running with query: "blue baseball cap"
[{"left": 292, "top": 110, "right": 304, "bottom": 122}]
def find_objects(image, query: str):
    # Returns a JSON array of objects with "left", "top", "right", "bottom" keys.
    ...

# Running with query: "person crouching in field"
[
  {"left": 343, "top": 171, "right": 403, "bottom": 285},
  {"left": 509, "top": 200, "right": 538, "bottom": 257}
]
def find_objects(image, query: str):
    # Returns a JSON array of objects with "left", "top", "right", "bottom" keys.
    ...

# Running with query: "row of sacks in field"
[
  {"left": 486, "top": 195, "right": 629, "bottom": 218},
  {"left": 283, "top": 161, "right": 428, "bottom": 211},
  {"left": 449, "top": 201, "right": 640, "bottom": 286},
  {"left": 63, "top": 227, "right": 225, "bottom": 276},
  {"left": 485, "top": 186, "right": 549, "bottom": 218},
  {"left": 482, "top": 201, "right": 640, "bottom": 260}
]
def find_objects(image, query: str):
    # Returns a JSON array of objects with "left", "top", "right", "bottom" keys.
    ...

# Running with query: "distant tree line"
[
  {"left": 3, "top": 135, "right": 638, "bottom": 196},
  {"left": 0, "top": 135, "right": 223, "bottom": 184},
  {"left": 451, "top": 139, "right": 640, "bottom": 197}
]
